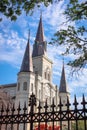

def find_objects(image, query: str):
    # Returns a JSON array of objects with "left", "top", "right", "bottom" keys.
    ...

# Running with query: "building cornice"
[
  {"left": 32, "top": 55, "right": 53, "bottom": 64},
  {"left": 18, "top": 71, "right": 35, "bottom": 76}
]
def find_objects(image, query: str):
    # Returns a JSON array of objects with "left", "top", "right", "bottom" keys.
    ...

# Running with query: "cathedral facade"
[{"left": 0, "top": 15, "right": 70, "bottom": 110}]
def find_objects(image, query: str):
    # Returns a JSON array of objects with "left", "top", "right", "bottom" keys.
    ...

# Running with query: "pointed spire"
[
  {"left": 35, "top": 13, "right": 45, "bottom": 43},
  {"left": 20, "top": 31, "right": 33, "bottom": 72},
  {"left": 32, "top": 14, "right": 47, "bottom": 57},
  {"left": 59, "top": 62, "right": 68, "bottom": 93}
]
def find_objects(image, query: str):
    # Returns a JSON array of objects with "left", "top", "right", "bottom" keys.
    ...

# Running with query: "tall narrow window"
[
  {"left": 44, "top": 72, "right": 46, "bottom": 79},
  {"left": 46, "top": 67, "right": 50, "bottom": 81},
  {"left": 31, "top": 83, "right": 33, "bottom": 92},
  {"left": 23, "top": 82, "right": 27, "bottom": 90},
  {"left": 48, "top": 73, "right": 50, "bottom": 81},
  {"left": 18, "top": 83, "right": 20, "bottom": 91},
  {"left": 39, "top": 90, "right": 41, "bottom": 100}
]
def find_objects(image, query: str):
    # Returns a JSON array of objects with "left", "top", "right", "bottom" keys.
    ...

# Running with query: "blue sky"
[{"left": 0, "top": 1, "right": 87, "bottom": 104}]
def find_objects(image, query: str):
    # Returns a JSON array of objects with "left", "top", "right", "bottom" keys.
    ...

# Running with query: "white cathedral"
[{"left": 0, "top": 15, "right": 70, "bottom": 110}]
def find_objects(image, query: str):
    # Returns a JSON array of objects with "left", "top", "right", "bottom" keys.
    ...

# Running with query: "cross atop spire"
[
  {"left": 35, "top": 14, "right": 45, "bottom": 43},
  {"left": 59, "top": 63, "right": 68, "bottom": 93},
  {"left": 20, "top": 32, "right": 33, "bottom": 72}
]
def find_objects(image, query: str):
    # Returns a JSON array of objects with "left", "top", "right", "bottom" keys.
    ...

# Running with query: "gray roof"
[
  {"left": 20, "top": 38, "right": 33, "bottom": 72},
  {"left": 59, "top": 64, "right": 68, "bottom": 93},
  {"left": 32, "top": 15, "right": 47, "bottom": 57},
  {"left": 35, "top": 14, "right": 45, "bottom": 43},
  {"left": 0, "top": 83, "right": 17, "bottom": 88}
]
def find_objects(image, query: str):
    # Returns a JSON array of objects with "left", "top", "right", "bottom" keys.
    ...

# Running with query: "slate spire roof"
[
  {"left": 35, "top": 14, "right": 45, "bottom": 43},
  {"left": 20, "top": 32, "right": 33, "bottom": 72},
  {"left": 32, "top": 14, "right": 47, "bottom": 57},
  {"left": 59, "top": 63, "right": 68, "bottom": 93}
]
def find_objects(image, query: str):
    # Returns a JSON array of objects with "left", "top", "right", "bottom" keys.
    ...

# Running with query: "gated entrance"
[{"left": 0, "top": 93, "right": 87, "bottom": 130}]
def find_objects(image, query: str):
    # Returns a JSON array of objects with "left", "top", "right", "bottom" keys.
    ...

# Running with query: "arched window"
[
  {"left": 44, "top": 67, "right": 51, "bottom": 81},
  {"left": 18, "top": 83, "right": 20, "bottom": 91},
  {"left": 44, "top": 72, "right": 46, "bottom": 79},
  {"left": 46, "top": 67, "right": 50, "bottom": 81},
  {"left": 48, "top": 73, "right": 50, "bottom": 81},
  {"left": 23, "top": 82, "right": 27, "bottom": 91},
  {"left": 31, "top": 83, "right": 33, "bottom": 92},
  {"left": 39, "top": 90, "right": 41, "bottom": 100}
]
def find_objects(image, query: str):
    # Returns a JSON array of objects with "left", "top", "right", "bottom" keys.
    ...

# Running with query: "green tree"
[
  {"left": 0, "top": 0, "right": 53, "bottom": 21},
  {"left": 51, "top": 0, "right": 87, "bottom": 71}
]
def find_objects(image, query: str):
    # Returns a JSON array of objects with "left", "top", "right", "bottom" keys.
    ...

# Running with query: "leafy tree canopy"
[
  {"left": 0, "top": 0, "right": 53, "bottom": 21},
  {"left": 51, "top": 0, "right": 87, "bottom": 71}
]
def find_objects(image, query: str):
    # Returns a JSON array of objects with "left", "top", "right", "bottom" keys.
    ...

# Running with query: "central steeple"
[
  {"left": 35, "top": 14, "right": 45, "bottom": 43},
  {"left": 32, "top": 14, "right": 47, "bottom": 57}
]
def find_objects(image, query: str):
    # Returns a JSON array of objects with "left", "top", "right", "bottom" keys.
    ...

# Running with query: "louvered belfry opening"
[{"left": 0, "top": 93, "right": 87, "bottom": 130}]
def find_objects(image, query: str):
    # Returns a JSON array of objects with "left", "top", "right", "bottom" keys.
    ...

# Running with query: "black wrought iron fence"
[{"left": 0, "top": 93, "right": 87, "bottom": 130}]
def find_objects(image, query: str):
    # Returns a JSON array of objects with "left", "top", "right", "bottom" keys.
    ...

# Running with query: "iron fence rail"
[{"left": 0, "top": 93, "right": 87, "bottom": 130}]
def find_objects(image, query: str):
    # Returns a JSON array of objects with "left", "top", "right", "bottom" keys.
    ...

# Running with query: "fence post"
[
  {"left": 58, "top": 97, "right": 63, "bottom": 130},
  {"left": 51, "top": 98, "right": 55, "bottom": 130},
  {"left": 37, "top": 101, "right": 42, "bottom": 130},
  {"left": 81, "top": 94, "right": 87, "bottom": 130},
  {"left": 66, "top": 96, "right": 71, "bottom": 130},
  {"left": 44, "top": 99, "right": 48, "bottom": 130},
  {"left": 29, "top": 93, "right": 36, "bottom": 130},
  {"left": 73, "top": 95, "right": 78, "bottom": 130}
]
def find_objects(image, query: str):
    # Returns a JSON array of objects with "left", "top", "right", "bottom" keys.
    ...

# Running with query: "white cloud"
[
  {"left": 0, "top": 30, "right": 26, "bottom": 68},
  {"left": 0, "top": 1, "right": 87, "bottom": 102}
]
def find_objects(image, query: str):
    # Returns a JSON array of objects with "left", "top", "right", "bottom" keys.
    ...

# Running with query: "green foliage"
[
  {"left": 71, "top": 120, "right": 87, "bottom": 130},
  {"left": 65, "top": 1, "right": 87, "bottom": 21},
  {"left": 51, "top": 0, "right": 87, "bottom": 70},
  {"left": 0, "top": 0, "right": 53, "bottom": 21}
]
